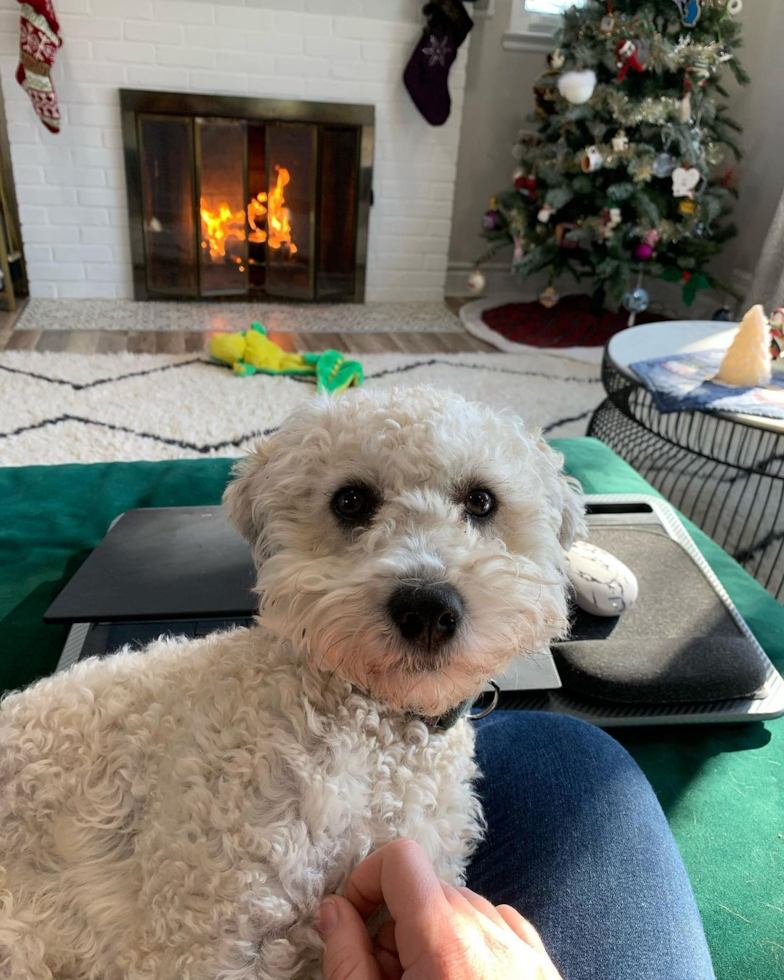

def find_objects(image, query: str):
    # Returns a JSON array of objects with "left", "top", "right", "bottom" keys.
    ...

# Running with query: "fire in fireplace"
[{"left": 120, "top": 91, "right": 373, "bottom": 303}]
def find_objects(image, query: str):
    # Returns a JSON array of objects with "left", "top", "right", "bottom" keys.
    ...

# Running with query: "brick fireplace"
[{"left": 0, "top": 0, "right": 469, "bottom": 304}]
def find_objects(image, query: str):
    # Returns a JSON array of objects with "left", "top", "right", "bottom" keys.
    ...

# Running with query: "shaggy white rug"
[{"left": 0, "top": 350, "right": 602, "bottom": 466}]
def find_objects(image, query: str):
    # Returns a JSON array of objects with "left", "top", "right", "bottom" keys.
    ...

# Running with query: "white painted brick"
[
  {"left": 382, "top": 253, "right": 427, "bottom": 271},
  {"left": 87, "top": 265, "right": 125, "bottom": 281},
  {"left": 123, "top": 21, "right": 183, "bottom": 45},
  {"left": 302, "top": 78, "right": 384, "bottom": 101},
  {"left": 22, "top": 225, "right": 80, "bottom": 244},
  {"left": 126, "top": 65, "right": 188, "bottom": 87},
  {"left": 242, "top": 33, "right": 304, "bottom": 56},
  {"left": 105, "top": 171, "right": 127, "bottom": 189},
  {"left": 334, "top": 17, "right": 416, "bottom": 42},
  {"left": 59, "top": 38, "right": 93, "bottom": 59},
  {"left": 361, "top": 42, "right": 408, "bottom": 63},
  {"left": 188, "top": 71, "right": 248, "bottom": 94},
  {"left": 12, "top": 145, "right": 57, "bottom": 166},
  {"left": 157, "top": 45, "right": 216, "bottom": 69},
  {"left": 63, "top": 18, "right": 122, "bottom": 39},
  {"left": 248, "top": 76, "right": 305, "bottom": 98},
  {"left": 380, "top": 217, "right": 431, "bottom": 237},
  {"left": 67, "top": 105, "right": 118, "bottom": 127},
  {"left": 58, "top": 0, "right": 90, "bottom": 12},
  {"left": 363, "top": 0, "right": 420, "bottom": 21},
  {"left": 184, "top": 26, "right": 246, "bottom": 50},
  {"left": 93, "top": 0, "right": 153, "bottom": 17},
  {"left": 245, "top": 0, "right": 304, "bottom": 9},
  {"left": 24, "top": 245, "right": 53, "bottom": 262},
  {"left": 154, "top": 0, "right": 214, "bottom": 25},
  {"left": 331, "top": 61, "right": 393, "bottom": 81},
  {"left": 276, "top": 57, "right": 330, "bottom": 78},
  {"left": 305, "top": 36, "right": 360, "bottom": 60},
  {"left": 72, "top": 169, "right": 112, "bottom": 189},
  {"left": 70, "top": 147, "right": 112, "bottom": 169},
  {"left": 425, "top": 253, "right": 448, "bottom": 272},
  {"left": 80, "top": 227, "right": 122, "bottom": 245},
  {"left": 274, "top": 11, "right": 331, "bottom": 36},
  {"left": 67, "top": 62, "right": 127, "bottom": 85},
  {"left": 49, "top": 207, "right": 109, "bottom": 226},
  {"left": 54, "top": 244, "right": 113, "bottom": 262},
  {"left": 216, "top": 7, "right": 273, "bottom": 31},
  {"left": 307, "top": 0, "right": 362, "bottom": 13},
  {"left": 0, "top": 31, "right": 19, "bottom": 56},
  {"left": 92, "top": 40, "right": 156, "bottom": 64},
  {"left": 29, "top": 282, "right": 59, "bottom": 298},
  {"left": 2, "top": 101, "right": 39, "bottom": 126},
  {"left": 12, "top": 166, "right": 45, "bottom": 186},
  {"left": 77, "top": 188, "right": 118, "bottom": 207},
  {"left": 27, "top": 187, "right": 78, "bottom": 206},
  {"left": 101, "top": 128, "right": 123, "bottom": 149},
  {"left": 26, "top": 261, "right": 86, "bottom": 282},
  {"left": 6, "top": 122, "right": 39, "bottom": 144},
  {"left": 57, "top": 281, "right": 120, "bottom": 298}
]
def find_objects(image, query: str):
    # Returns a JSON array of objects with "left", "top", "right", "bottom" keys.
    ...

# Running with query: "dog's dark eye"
[
  {"left": 332, "top": 485, "right": 376, "bottom": 524},
  {"left": 465, "top": 489, "right": 496, "bottom": 518}
]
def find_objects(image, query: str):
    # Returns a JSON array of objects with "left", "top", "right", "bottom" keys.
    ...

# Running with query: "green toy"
[{"left": 208, "top": 322, "right": 363, "bottom": 394}]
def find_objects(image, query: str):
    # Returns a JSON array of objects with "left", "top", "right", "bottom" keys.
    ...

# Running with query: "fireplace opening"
[{"left": 120, "top": 91, "right": 373, "bottom": 303}]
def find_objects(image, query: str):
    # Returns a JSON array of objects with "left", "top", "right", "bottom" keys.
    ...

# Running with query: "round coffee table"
[{"left": 588, "top": 321, "right": 784, "bottom": 600}]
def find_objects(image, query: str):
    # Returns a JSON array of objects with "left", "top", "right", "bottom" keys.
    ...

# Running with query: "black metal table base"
[{"left": 588, "top": 353, "right": 784, "bottom": 601}]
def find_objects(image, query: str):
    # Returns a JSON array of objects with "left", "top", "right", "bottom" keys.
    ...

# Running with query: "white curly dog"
[{"left": 0, "top": 386, "right": 583, "bottom": 980}]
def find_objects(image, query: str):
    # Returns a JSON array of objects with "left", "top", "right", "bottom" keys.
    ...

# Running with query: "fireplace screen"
[{"left": 121, "top": 91, "right": 373, "bottom": 302}]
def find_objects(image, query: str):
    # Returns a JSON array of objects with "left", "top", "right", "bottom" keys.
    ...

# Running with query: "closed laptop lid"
[{"left": 44, "top": 507, "right": 257, "bottom": 624}]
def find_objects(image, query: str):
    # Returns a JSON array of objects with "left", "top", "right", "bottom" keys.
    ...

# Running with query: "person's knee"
[{"left": 474, "top": 711, "right": 654, "bottom": 810}]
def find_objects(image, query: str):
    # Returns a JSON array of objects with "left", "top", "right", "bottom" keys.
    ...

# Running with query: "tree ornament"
[
  {"left": 600, "top": 206, "right": 622, "bottom": 239},
  {"left": 581, "top": 145, "right": 604, "bottom": 173},
  {"left": 672, "top": 0, "right": 701, "bottom": 28},
  {"left": 514, "top": 169, "right": 538, "bottom": 200},
  {"left": 482, "top": 199, "right": 502, "bottom": 231},
  {"left": 600, "top": 13, "right": 615, "bottom": 33},
  {"left": 611, "top": 129, "right": 629, "bottom": 152},
  {"left": 679, "top": 199, "right": 697, "bottom": 214},
  {"left": 623, "top": 287, "right": 649, "bottom": 313},
  {"left": 679, "top": 91, "right": 692, "bottom": 123},
  {"left": 715, "top": 304, "right": 772, "bottom": 387},
  {"left": 643, "top": 229, "right": 660, "bottom": 247},
  {"left": 513, "top": 236, "right": 524, "bottom": 261},
  {"left": 539, "top": 286, "right": 559, "bottom": 308},
  {"left": 533, "top": 81, "right": 559, "bottom": 116},
  {"left": 537, "top": 204, "right": 555, "bottom": 223},
  {"left": 726, "top": 0, "right": 742, "bottom": 16},
  {"left": 716, "top": 44, "right": 733, "bottom": 64},
  {"left": 467, "top": 268, "right": 486, "bottom": 294},
  {"left": 548, "top": 48, "right": 565, "bottom": 70},
  {"left": 555, "top": 222, "right": 580, "bottom": 248},
  {"left": 556, "top": 69, "right": 596, "bottom": 105},
  {"left": 652, "top": 152, "right": 676, "bottom": 178},
  {"left": 633, "top": 242, "right": 654, "bottom": 262},
  {"left": 616, "top": 40, "right": 644, "bottom": 82},
  {"left": 672, "top": 166, "right": 700, "bottom": 197}
]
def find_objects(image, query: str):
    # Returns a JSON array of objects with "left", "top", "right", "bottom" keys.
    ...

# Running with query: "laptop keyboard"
[{"left": 77, "top": 618, "right": 255, "bottom": 661}]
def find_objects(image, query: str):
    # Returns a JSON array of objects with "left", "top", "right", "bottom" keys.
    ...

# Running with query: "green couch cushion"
[{"left": 1, "top": 438, "right": 782, "bottom": 979}]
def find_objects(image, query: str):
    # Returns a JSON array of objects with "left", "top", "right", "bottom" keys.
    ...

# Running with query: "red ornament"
[
  {"left": 616, "top": 40, "right": 644, "bottom": 82},
  {"left": 514, "top": 173, "right": 538, "bottom": 201},
  {"left": 682, "top": 271, "right": 692, "bottom": 282},
  {"left": 633, "top": 242, "right": 653, "bottom": 261},
  {"left": 555, "top": 222, "right": 579, "bottom": 249}
]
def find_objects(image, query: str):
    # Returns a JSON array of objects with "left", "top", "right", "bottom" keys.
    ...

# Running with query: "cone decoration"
[{"left": 715, "top": 304, "right": 772, "bottom": 388}]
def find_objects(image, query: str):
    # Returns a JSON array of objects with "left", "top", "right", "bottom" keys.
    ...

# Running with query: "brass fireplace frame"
[{"left": 119, "top": 89, "right": 374, "bottom": 303}]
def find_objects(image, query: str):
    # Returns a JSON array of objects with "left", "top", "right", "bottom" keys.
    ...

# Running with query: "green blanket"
[{"left": 1, "top": 439, "right": 782, "bottom": 978}]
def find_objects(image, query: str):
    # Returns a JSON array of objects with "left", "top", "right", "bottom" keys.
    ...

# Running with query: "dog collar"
[{"left": 418, "top": 680, "right": 500, "bottom": 733}]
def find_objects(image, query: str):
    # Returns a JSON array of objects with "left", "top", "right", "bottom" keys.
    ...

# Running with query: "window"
[{"left": 504, "top": 0, "right": 585, "bottom": 52}]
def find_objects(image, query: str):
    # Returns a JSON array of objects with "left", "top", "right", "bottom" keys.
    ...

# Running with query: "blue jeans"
[{"left": 466, "top": 712, "right": 715, "bottom": 980}]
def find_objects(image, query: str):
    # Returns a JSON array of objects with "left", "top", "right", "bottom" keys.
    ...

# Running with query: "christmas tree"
[{"left": 479, "top": 0, "right": 748, "bottom": 313}]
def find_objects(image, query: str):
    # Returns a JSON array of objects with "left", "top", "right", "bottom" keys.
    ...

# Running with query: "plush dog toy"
[{"left": 209, "top": 321, "right": 363, "bottom": 393}]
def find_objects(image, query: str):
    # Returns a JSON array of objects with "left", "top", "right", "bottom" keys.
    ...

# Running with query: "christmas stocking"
[
  {"left": 16, "top": 0, "right": 62, "bottom": 134},
  {"left": 403, "top": 0, "right": 473, "bottom": 126}
]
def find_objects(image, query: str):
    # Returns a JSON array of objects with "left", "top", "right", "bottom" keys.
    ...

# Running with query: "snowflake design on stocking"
[
  {"left": 422, "top": 34, "right": 451, "bottom": 68},
  {"left": 20, "top": 20, "right": 56, "bottom": 63}
]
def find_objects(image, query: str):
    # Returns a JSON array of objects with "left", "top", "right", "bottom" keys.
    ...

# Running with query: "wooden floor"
[{"left": 0, "top": 298, "right": 494, "bottom": 355}]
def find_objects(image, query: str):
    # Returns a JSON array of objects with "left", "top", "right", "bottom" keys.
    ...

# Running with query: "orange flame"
[{"left": 200, "top": 165, "right": 297, "bottom": 260}]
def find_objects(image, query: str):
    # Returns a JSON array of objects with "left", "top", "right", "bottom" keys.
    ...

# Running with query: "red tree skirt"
[{"left": 481, "top": 295, "right": 664, "bottom": 349}]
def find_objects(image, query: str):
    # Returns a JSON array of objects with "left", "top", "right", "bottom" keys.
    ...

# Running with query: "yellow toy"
[{"left": 208, "top": 322, "right": 363, "bottom": 394}]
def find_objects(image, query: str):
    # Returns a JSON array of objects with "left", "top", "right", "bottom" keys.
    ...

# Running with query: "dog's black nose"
[{"left": 388, "top": 584, "right": 464, "bottom": 649}]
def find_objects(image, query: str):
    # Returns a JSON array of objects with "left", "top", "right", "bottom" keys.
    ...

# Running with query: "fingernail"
[{"left": 319, "top": 899, "right": 339, "bottom": 936}]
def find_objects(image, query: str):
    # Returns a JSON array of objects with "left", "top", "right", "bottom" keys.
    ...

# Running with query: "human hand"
[{"left": 319, "top": 839, "right": 562, "bottom": 980}]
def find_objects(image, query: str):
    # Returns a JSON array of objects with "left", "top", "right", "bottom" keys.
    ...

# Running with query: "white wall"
[
  {"left": 0, "top": 0, "right": 469, "bottom": 302},
  {"left": 448, "top": 0, "right": 784, "bottom": 304}
]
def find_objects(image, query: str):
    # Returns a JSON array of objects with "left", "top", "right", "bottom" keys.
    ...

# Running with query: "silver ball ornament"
[
  {"left": 652, "top": 153, "right": 676, "bottom": 178},
  {"left": 622, "top": 287, "right": 649, "bottom": 314},
  {"left": 467, "top": 269, "right": 486, "bottom": 294}
]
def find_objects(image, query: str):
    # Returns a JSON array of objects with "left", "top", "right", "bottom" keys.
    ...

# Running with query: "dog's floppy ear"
[
  {"left": 535, "top": 437, "right": 586, "bottom": 550},
  {"left": 222, "top": 438, "right": 275, "bottom": 544}
]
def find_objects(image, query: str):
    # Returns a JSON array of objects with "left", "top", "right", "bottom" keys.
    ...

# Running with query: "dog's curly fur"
[{"left": 0, "top": 387, "right": 583, "bottom": 979}]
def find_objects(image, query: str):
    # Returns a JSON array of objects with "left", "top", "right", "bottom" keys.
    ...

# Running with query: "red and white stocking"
[{"left": 16, "top": 0, "right": 62, "bottom": 134}]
